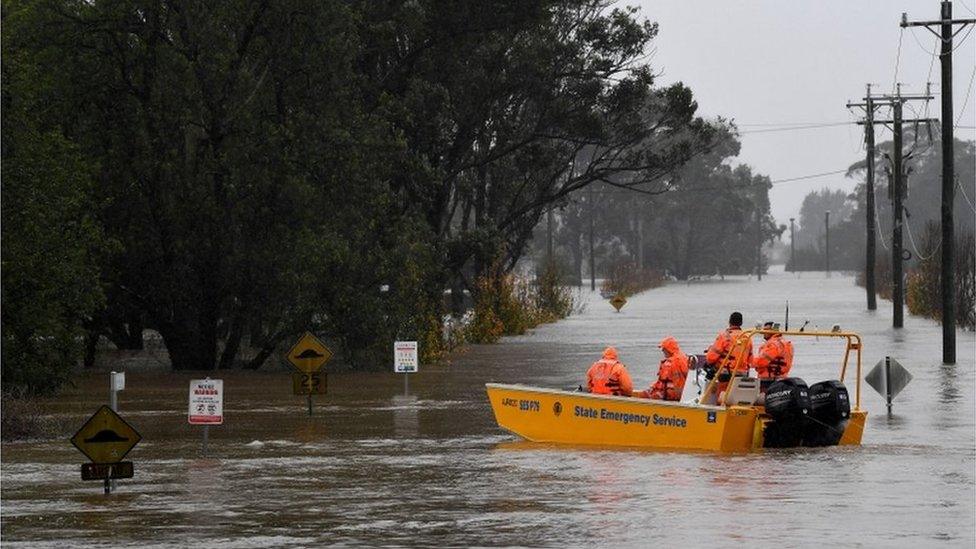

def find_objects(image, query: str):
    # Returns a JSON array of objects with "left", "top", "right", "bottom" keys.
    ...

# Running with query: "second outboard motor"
[
  {"left": 804, "top": 380, "right": 851, "bottom": 447},
  {"left": 762, "top": 377, "right": 810, "bottom": 448}
]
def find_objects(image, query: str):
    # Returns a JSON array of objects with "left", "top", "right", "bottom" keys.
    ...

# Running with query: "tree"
[{"left": 2, "top": 6, "right": 109, "bottom": 391}]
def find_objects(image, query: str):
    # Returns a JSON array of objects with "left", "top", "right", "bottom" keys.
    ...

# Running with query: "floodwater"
[{"left": 2, "top": 268, "right": 974, "bottom": 547}]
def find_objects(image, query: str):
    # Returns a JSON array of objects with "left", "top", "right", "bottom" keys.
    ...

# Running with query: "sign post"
[
  {"left": 286, "top": 332, "right": 333, "bottom": 416},
  {"left": 108, "top": 371, "right": 125, "bottom": 491},
  {"left": 865, "top": 356, "right": 913, "bottom": 415},
  {"left": 394, "top": 341, "right": 419, "bottom": 396},
  {"left": 188, "top": 378, "right": 223, "bottom": 456}
]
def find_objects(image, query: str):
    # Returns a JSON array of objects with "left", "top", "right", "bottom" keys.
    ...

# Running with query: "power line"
[
  {"left": 770, "top": 169, "right": 849, "bottom": 185},
  {"left": 962, "top": 0, "right": 976, "bottom": 17},
  {"left": 583, "top": 167, "right": 850, "bottom": 196},
  {"left": 738, "top": 122, "right": 855, "bottom": 134},
  {"left": 735, "top": 121, "right": 852, "bottom": 127},
  {"left": 958, "top": 177, "right": 976, "bottom": 214},
  {"left": 956, "top": 64, "right": 976, "bottom": 128},
  {"left": 892, "top": 28, "right": 904, "bottom": 94},
  {"left": 908, "top": 24, "right": 976, "bottom": 56},
  {"left": 904, "top": 213, "right": 940, "bottom": 260}
]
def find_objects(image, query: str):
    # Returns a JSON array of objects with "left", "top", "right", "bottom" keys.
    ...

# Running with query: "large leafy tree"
[{"left": 2, "top": 5, "right": 109, "bottom": 392}]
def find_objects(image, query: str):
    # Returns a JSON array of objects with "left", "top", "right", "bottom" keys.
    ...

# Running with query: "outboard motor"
[
  {"left": 762, "top": 377, "right": 810, "bottom": 448},
  {"left": 804, "top": 380, "right": 851, "bottom": 447}
]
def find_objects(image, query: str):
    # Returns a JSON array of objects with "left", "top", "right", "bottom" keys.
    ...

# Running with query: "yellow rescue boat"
[{"left": 486, "top": 329, "right": 867, "bottom": 452}]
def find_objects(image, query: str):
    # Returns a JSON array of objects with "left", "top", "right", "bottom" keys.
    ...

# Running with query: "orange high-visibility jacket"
[
  {"left": 706, "top": 327, "right": 753, "bottom": 374},
  {"left": 642, "top": 337, "right": 689, "bottom": 401},
  {"left": 752, "top": 335, "right": 794, "bottom": 380},
  {"left": 587, "top": 347, "right": 633, "bottom": 396}
]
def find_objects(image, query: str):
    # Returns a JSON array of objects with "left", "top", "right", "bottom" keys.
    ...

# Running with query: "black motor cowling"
[
  {"left": 804, "top": 380, "right": 851, "bottom": 447},
  {"left": 809, "top": 380, "right": 850, "bottom": 423},
  {"left": 764, "top": 377, "right": 811, "bottom": 419},
  {"left": 762, "top": 377, "right": 810, "bottom": 448}
]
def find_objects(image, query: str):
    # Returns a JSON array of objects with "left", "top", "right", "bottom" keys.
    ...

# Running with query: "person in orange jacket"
[
  {"left": 705, "top": 311, "right": 753, "bottom": 376},
  {"left": 752, "top": 321, "right": 793, "bottom": 381},
  {"left": 586, "top": 347, "right": 633, "bottom": 396},
  {"left": 636, "top": 336, "right": 689, "bottom": 401}
]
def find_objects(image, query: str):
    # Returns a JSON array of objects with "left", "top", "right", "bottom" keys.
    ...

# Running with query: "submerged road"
[{"left": 2, "top": 268, "right": 974, "bottom": 547}]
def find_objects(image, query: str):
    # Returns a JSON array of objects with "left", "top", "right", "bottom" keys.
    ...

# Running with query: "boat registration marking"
[{"left": 502, "top": 398, "right": 540, "bottom": 412}]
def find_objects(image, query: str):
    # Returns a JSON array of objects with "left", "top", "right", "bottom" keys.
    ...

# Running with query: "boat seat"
[{"left": 722, "top": 377, "right": 760, "bottom": 405}]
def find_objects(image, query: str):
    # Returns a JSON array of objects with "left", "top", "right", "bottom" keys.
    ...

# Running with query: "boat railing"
[{"left": 701, "top": 329, "right": 863, "bottom": 409}]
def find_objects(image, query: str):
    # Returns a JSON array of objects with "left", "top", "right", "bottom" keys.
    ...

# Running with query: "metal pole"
[
  {"left": 885, "top": 356, "right": 893, "bottom": 415},
  {"left": 588, "top": 186, "right": 595, "bottom": 291},
  {"left": 939, "top": 0, "right": 956, "bottom": 364},
  {"left": 892, "top": 100, "right": 905, "bottom": 329},
  {"left": 865, "top": 86, "right": 878, "bottom": 311},
  {"left": 307, "top": 394, "right": 313, "bottom": 416},
  {"left": 789, "top": 218, "right": 796, "bottom": 272},
  {"left": 108, "top": 372, "right": 117, "bottom": 493},
  {"left": 404, "top": 372, "right": 409, "bottom": 397},
  {"left": 546, "top": 208, "right": 554, "bottom": 264},
  {"left": 202, "top": 425, "right": 209, "bottom": 456},
  {"left": 756, "top": 211, "right": 762, "bottom": 281},
  {"left": 637, "top": 217, "right": 644, "bottom": 270},
  {"left": 824, "top": 211, "right": 830, "bottom": 276}
]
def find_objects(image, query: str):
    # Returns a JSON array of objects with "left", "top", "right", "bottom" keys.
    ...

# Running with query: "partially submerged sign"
[
  {"left": 865, "top": 357, "right": 912, "bottom": 411},
  {"left": 71, "top": 405, "right": 142, "bottom": 464},
  {"left": 292, "top": 372, "right": 327, "bottom": 395},
  {"left": 287, "top": 332, "right": 333, "bottom": 373},
  {"left": 394, "top": 341, "right": 419, "bottom": 373},
  {"left": 610, "top": 294, "right": 627, "bottom": 312},
  {"left": 82, "top": 461, "right": 134, "bottom": 481},
  {"left": 188, "top": 379, "right": 224, "bottom": 425}
]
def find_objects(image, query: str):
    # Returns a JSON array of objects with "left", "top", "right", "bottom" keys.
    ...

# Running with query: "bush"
[
  {"left": 465, "top": 262, "right": 580, "bottom": 343},
  {"left": 534, "top": 260, "right": 576, "bottom": 322},
  {"left": 905, "top": 224, "right": 976, "bottom": 330},
  {"left": 1, "top": 390, "right": 66, "bottom": 441},
  {"left": 601, "top": 261, "right": 664, "bottom": 298}
]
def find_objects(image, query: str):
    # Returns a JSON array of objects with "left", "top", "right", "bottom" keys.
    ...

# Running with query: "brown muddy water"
[{"left": 2, "top": 268, "right": 975, "bottom": 547}]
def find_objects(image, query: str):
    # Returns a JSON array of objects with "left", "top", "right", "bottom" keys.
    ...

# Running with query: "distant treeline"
[{"left": 2, "top": 0, "right": 775, "bottom": 394}]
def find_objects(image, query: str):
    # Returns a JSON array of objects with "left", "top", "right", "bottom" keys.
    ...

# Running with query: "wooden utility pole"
[
  {"left": 825, "top": 210, "right": 831, "bottom": 276},
  {"left": 892, "top": 101, "right": 905, "bottom": 328},
  {"left": 902, "top": 4, "right": 975, "bottom": 363},
  {"left": 853, "top": 89, "right": 935, "bottom": 328},
  {"left": 789, "top": 217, "right": 796, "bottom": 272},
  {"left": 848, "top": 85, "right": 879, "bottom": 310}
]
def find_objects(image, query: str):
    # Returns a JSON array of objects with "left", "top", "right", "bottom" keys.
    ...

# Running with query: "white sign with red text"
[
  {"left": 394, "top": 341, "right": 418, "bottom": 373},
  {"left": 188, "top": 378, "right": 223, "bottom": 425}
]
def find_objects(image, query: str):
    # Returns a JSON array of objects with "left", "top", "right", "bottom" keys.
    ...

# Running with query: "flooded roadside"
[{"left": 3, "top": 269, "right": 974, "bottom": 547}]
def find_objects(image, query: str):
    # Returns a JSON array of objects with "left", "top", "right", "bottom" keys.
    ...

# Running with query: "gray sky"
[{"left": 639, "top": 0, "right": 976, "bottom": 228}]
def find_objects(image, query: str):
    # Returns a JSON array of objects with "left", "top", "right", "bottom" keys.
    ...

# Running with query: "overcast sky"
[{"left": 639, "top": 0, "right": 976, "bottom": 228}]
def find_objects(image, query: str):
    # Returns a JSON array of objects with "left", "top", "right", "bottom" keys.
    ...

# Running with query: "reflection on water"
[
  {"left": 392, "top": 395, "right": 419, "bottom": 437},
  {"left": 1, "top": 270, "right": 974, "bottom": 547}
]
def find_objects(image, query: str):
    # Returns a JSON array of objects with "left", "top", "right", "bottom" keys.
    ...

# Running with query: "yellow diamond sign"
[
  {"left": 70, "top": 406, "right": 142, "bottom": 464},
  {"left": 610, "top": 294, "right": 627, "bottom": 312},
  {"left": 286, "top": 332, "right": 333, "bottom": 373}
]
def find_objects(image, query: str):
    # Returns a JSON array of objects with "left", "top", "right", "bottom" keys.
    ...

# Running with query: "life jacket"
[
  {"left": 650, "top": 352, "right": 690, "bottom": 401},
  {"left": 755, "top": 336, "right": 793, "bottom": 379},
  {"left": 707, "top": 327, "right": 752, "bottom": 374},
  {"left": 587, "top": 347, "right": 633, "bottom": 396}
]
